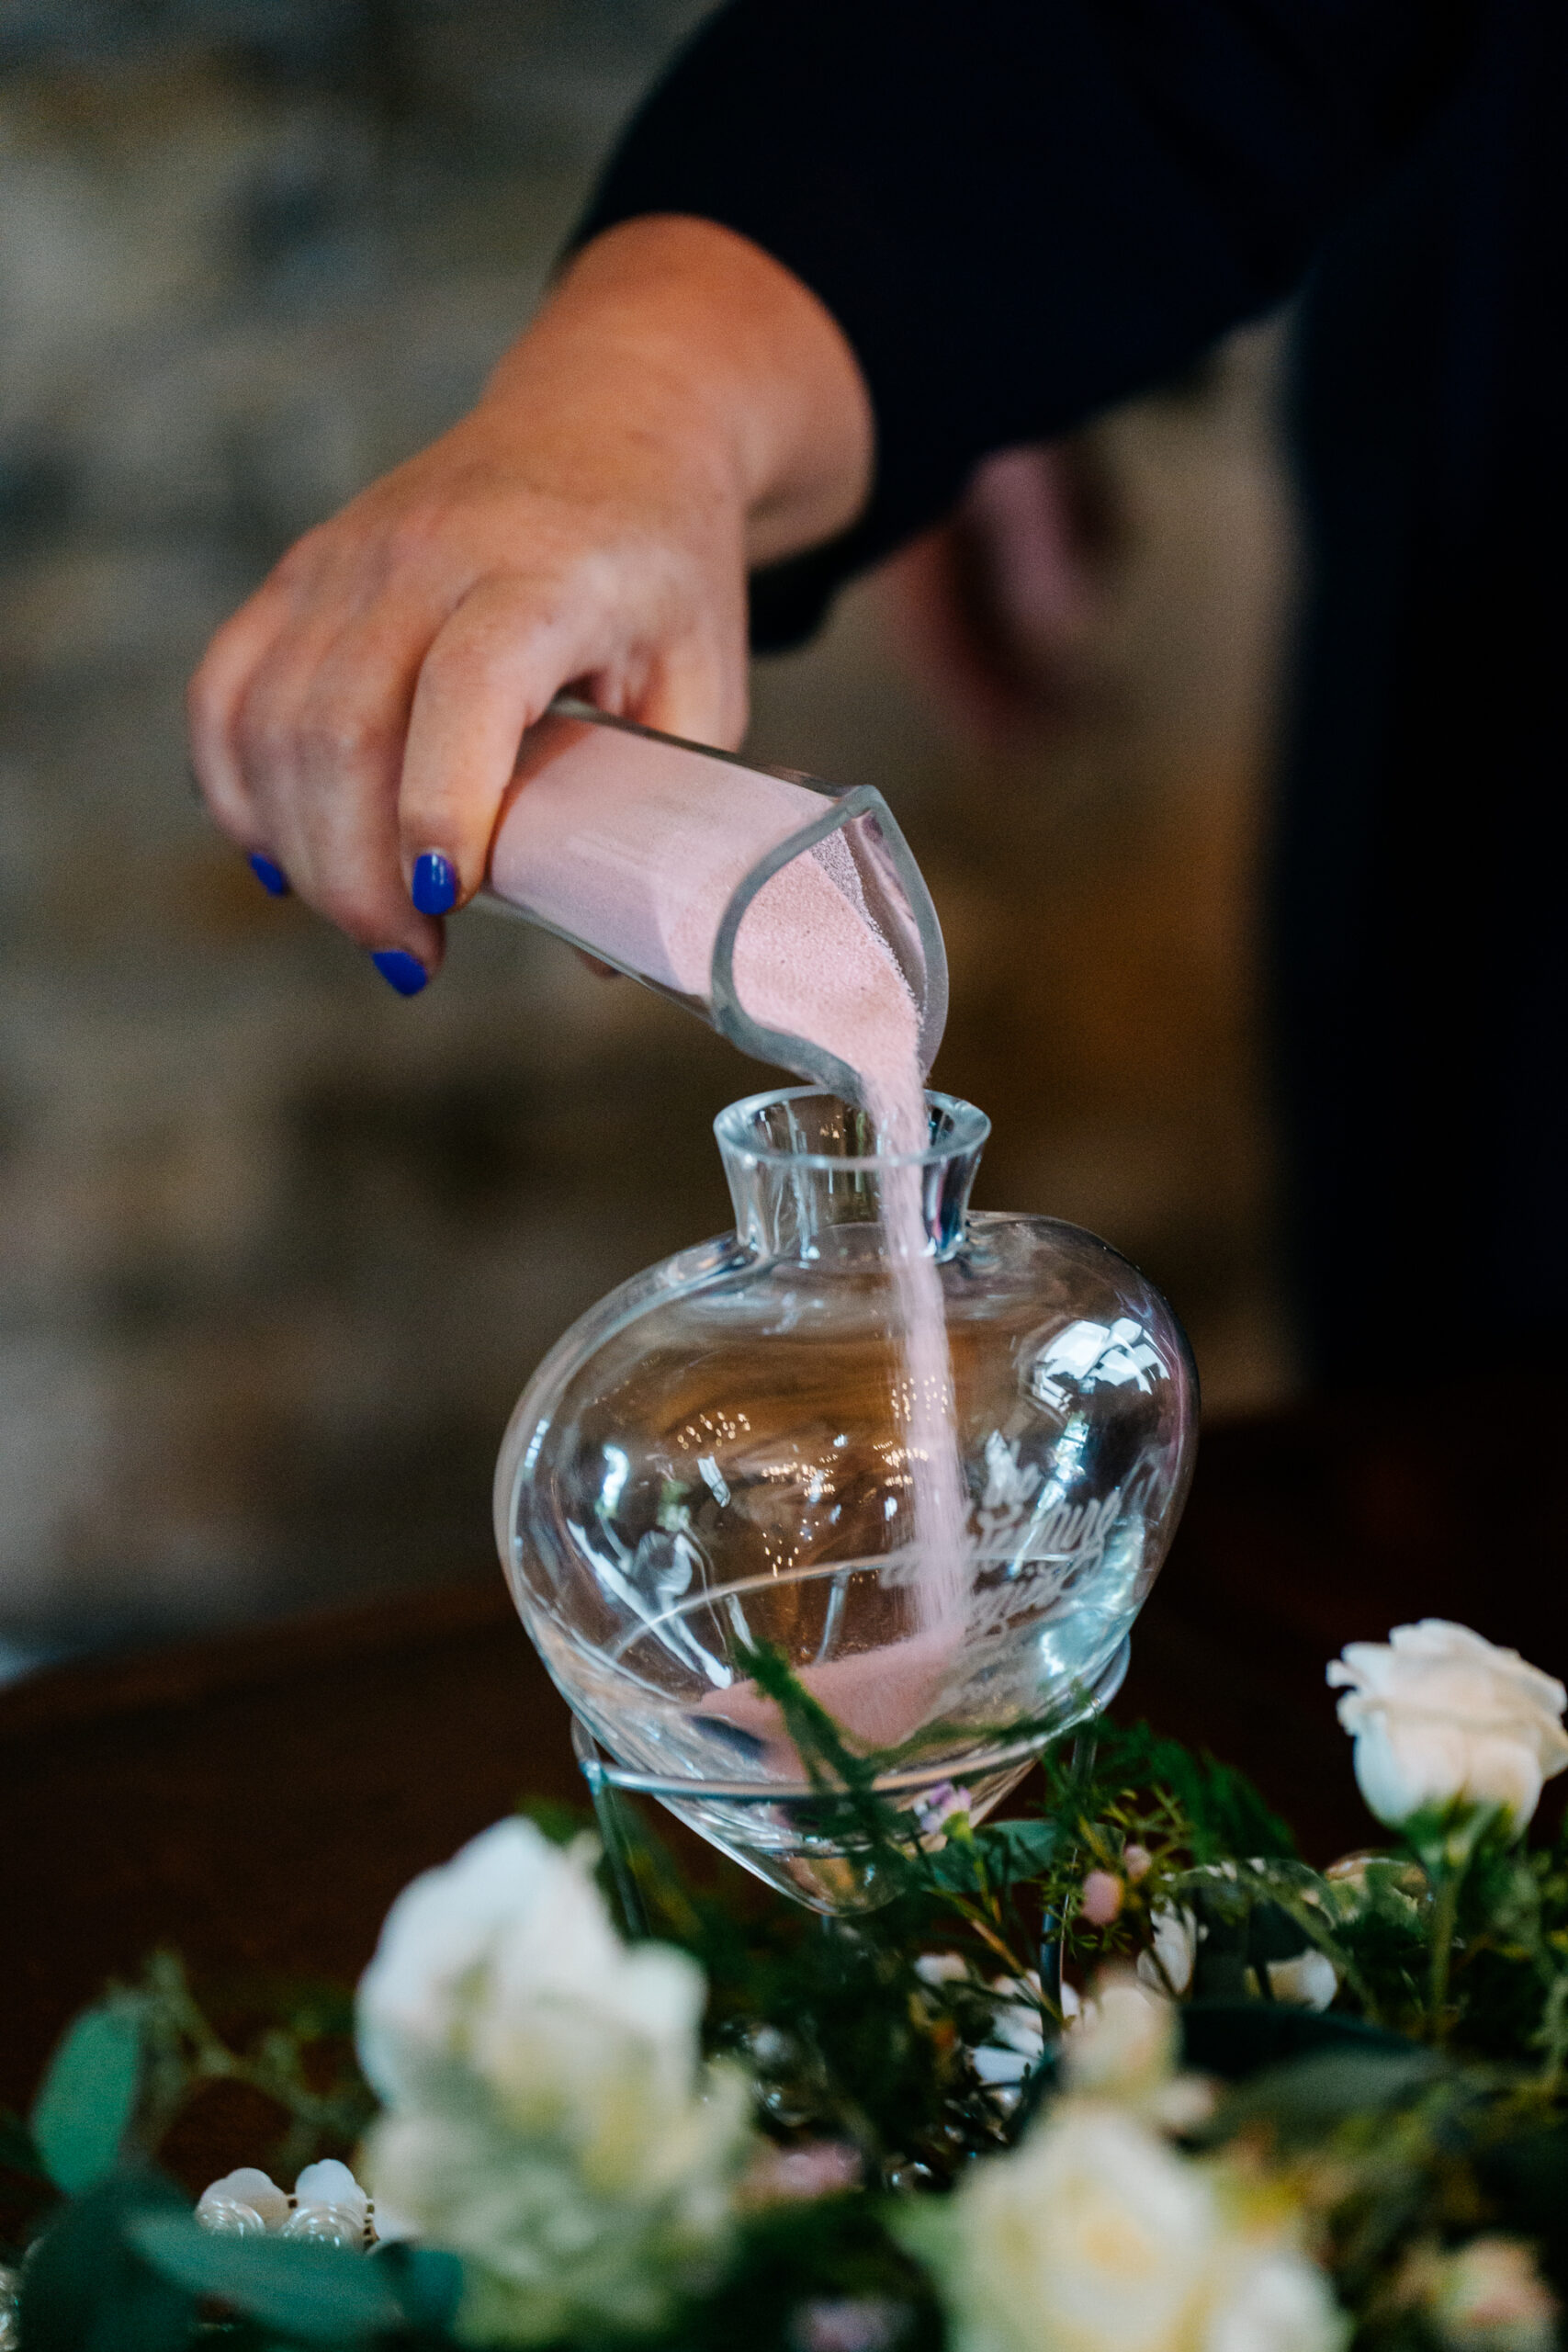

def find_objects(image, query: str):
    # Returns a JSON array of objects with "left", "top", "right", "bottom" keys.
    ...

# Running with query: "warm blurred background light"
[{"left": 0, "top": 1, "right": 1298, "bottom": 1680}]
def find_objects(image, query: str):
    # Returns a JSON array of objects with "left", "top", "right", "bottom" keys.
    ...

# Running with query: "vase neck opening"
[{"left": 713, "top": 1087, "right": 988, "bottom": 1263}]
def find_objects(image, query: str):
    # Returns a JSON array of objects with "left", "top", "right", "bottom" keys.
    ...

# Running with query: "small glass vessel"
[
  {"left": 483, "top": 701, "right": 947, "bottom": 1095},
  {"left": 495, "top": 1089, "right": 1197, "bottom": 1912}
]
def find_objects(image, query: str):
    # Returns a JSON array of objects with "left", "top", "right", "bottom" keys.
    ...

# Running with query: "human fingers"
[
  {"left": 627, "top": 610, "right": 750, "bottom": 752},
  {"left": 237, "top": 597, "right": 448, "bottom": 977},
  {"left": 186, "top": 581, "right": 294, "bottom": 844},
  {"left": 396, "top": 571, "right": 624, "bottom": 910}
]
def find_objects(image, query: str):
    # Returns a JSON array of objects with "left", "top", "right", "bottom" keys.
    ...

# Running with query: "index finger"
[
  {"left": 396, "top": 573, "right": 609, "bottom": 905},
  {"left": 186, "top": 580, "right": 295, "bottom": 843}
]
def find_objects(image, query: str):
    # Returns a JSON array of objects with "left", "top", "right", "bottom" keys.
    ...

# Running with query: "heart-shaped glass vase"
[{"left": 494, "top": 1089, "right": 1197, "bottom": 1912}]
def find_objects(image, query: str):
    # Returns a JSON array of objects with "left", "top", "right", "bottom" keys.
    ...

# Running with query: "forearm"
[{"left": 479, "top": 215, "right": 874, "bottom": 572}]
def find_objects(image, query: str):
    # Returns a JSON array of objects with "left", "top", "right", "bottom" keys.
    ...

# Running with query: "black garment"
[
  {"left": 580, "top": 0, "right": 1564, "bottom": 1384},
  {"left": 1276, "top": 0, "right": 1568, "bottom": 1379}
]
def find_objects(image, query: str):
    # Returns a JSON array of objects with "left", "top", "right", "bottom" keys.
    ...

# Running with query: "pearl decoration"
[
  {"left": 281, "top": 2202, "right": 364, "bottom": 2247},
  {"left": 294, "top": 2160, "right": 369, "bottom": 2228},
  {"left": 195, "top": 2196, "right": 267, "bottom": 2236},
  {"left": 197, "top": 2168, "right": 290, "bottom": 2230}
]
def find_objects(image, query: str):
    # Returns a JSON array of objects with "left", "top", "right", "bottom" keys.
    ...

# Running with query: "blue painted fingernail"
[
  {"left": 371, "top": 949, "right": 428, "bottom": 997},
  {"left": 249, "top": 853, "right": 289, "bottom": 898},
  {"left": 411, "top": 851, "right": 457, "bottom": 916}
]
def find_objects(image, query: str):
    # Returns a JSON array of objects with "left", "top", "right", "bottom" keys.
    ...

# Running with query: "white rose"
[
  {"left": 919, "top": 2098, "right": 1346, "bottom": 2352},
  {"left": 938, "top": 2102, "right": 1222, "bottom": 2352},
  {"left": 355, "top": 1819, "right": 751, "bottom": 2342},
  {"left": 1327, "top": 1622, "right": 1568, "bottom": 1835}
]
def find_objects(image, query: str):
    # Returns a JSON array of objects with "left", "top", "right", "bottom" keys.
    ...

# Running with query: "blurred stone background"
[{"left": 0, "top": 0, "right": 1297, "bottom": 1678}]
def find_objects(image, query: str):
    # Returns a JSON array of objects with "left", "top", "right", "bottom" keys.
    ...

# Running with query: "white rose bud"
[{"left": 1327, "top": 1622, "right": 1568, "bottom": 1836}]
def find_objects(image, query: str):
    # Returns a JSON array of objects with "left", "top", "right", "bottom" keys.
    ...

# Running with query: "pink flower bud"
[
  {"left": 1123, "top": 1845, "right": 1153, "bottom": 1883},
  {"left": 1080, "top": 1870, "right": 1124, "bottom": 1926}
]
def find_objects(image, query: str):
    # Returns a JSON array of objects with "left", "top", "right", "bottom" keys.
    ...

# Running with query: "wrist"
[{"left": 482, "top": 216, "right": 874, "bottom": 565}]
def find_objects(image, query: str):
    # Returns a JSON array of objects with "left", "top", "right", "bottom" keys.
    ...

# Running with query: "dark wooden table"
[{"left": 6, "top": 1382, "right": 1565, "bottom": 2127}]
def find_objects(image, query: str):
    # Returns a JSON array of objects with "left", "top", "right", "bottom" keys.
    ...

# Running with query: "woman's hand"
[{"left": 186, "top": 216, "right": 873, "bottom": 990}]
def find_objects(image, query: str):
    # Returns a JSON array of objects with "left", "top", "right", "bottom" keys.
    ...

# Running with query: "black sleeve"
[{"left": 576, "top": 0, "right": 1475, "bottom": 647}]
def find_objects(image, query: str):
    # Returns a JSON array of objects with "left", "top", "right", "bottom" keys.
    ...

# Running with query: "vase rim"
[{"left": 713, "top": 1084, "right": 990, "bottom": 1173}]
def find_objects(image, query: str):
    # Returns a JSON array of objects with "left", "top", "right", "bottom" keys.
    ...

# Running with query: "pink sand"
[{"left": 490, "top": 713, "right": 971, "bottom": 1737}]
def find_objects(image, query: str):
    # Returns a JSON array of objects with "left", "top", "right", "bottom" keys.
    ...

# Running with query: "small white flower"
[
  {"left": 1327, "top": 1622, "right": 1568, "bottom": 1836},
  {"left": 1263, "top": 1953, "right": 1338, "bottom": 2013},
  {"left": 967, "top": 1974, "right": 1048, "bottom": 2091},
  {"left": 282, "top": 2203, "right": 365, "bottom": 2249},
  {"left": 195, "top": 2196, "right": 267, "bottom": 2238},
  {"left": 914, "top": 1783, "right": 971, "bottom": 1849},
  {"left": 1137, "top": 1906, "right": 1199, "bottom": 1998},
  {"left": 1065, "top": 1979, "right": 1178, "bottom": 2104},
  {"left": 915, "top": 1951, "right": 969, "bottom": 1988}
]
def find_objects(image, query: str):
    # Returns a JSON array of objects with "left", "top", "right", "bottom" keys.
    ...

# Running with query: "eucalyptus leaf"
[
  {"left": 965, "top": 1818, "right": 1061, "bottom": 1885},
  {"left": 29, "top": 2000, "right": 147, "bottom": 2194},
  {"left": 373, "top": 2242, "right": 465, "bottom": 2332},
  {"left": 1191, "top": 2027, "right": 1442, "bottom": 2146},
  {"left": 128, "top": 2211, "right": 411, "bottom": 2343},
  {"left": 18, "top": 2171, "right": 195, "bottom": 2352}
]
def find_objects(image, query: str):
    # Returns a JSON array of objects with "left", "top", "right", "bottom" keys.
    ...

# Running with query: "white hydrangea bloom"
[{"left": 356, "top": 1818, "right": 751, "bottom": 2345}]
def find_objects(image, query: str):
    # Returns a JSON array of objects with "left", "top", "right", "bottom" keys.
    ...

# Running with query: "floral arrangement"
[{"left": 7, "top": 1619, "right": 1568, "bottom": 2352}]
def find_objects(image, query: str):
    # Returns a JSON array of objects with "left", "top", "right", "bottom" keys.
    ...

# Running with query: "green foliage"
[
  {"left": 129, "top": 2213, "right": 415, "bottom": 2342},
  {"left": 926, "top": 1816, "right": 1060, "bottom": 1894},
  {"left": 23, "top": 1675, "right": 1568, "bottom": 2352},
  {"left": 120, "top": 1951, "right": 373, "bottom": 2180},
  {"left": 29, "top": 1998, "right": 148, "bottom": 2196},
  {"left": 516, "top": 1795, "right": 596, "bottom": 1849},
  {"left": 684, "top": 2197, "right": 940, "bottom": 2352},
  {"left": 1073, "top": 1723, "right": 1297, "bottom": 1862},
  {"left": 0, "top": 2110, "right": 48, "bottom": 2185},
  {"left": 17, "top": 2171, "right": 196, "bottom": 2352}
]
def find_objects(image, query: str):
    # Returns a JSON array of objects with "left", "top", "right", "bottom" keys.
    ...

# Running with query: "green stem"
[{"left": 1427, "top": 1864, "right": 1461, "bottom": 2041}]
